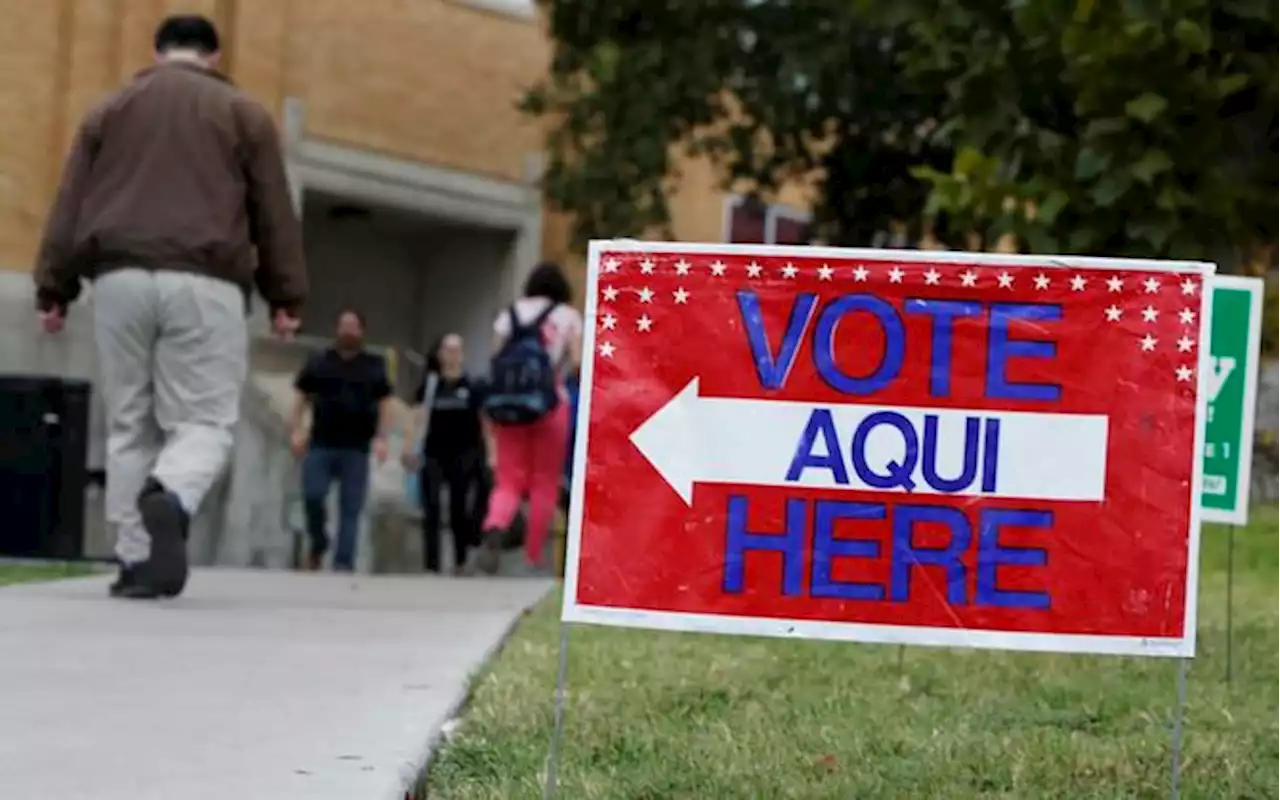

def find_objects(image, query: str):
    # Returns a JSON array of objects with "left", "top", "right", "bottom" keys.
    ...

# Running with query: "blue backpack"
[{"left": 483, "top": 303, "right": 561, "bottom": 425}]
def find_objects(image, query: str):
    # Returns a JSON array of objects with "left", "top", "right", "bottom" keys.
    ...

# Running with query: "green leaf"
[
  {"left": 1022, "top": 225, "right": 1058, "bottom": 254},
  {"left": 1073, "top": 0, "right": 1097, "bottom": 23},
  {"left": 1036, "top": 129, "right": 1066, "bottom": 152},
  {"left": 1074, "top": 147, "right": 1110, "bottom": 180},
  {"left": 518, "top": 88, "right": 547, "bottom": 115},
  {"left": 1036, "top": 190, "right": 1070, "bottom": 225},
  {"left": 1216, "top": 73, "right": 1250, "bottom": 97},
  {"left": 1126, "top": 220, "right": 1174, "bottom": 249},
  {"left": 1067, "top": 227, "right": 1099, "bottom": 254},
  {"left": 1166, "top": 231, "right": 1210, "bottom": 261},
  {"left": 929, "top": 116, "right": 963, "bottom": 145},
  {"left": 1156, "top": 185, "right": 1193, "bottom": 210},
  {"left": 1124, "top": 92, "right": 1168, "bottom": 123},
  {"left": 1083, "top": 118, "right": 1127, "bottom": 140},
  {"left": 924, "top": 190, "right": 952, "bottom": 218},
  {"left": 909, "top": 165, "right": 949, "bottom": 183},
  {"left": 954, "top": 146, "right": 986, "bottom": 177},
  {"left": 1130, "top": 149, "right": 1173, "bottom": 183},
  {"left": 1218, "top": 0, "right": 1274, "bottom": 21},
  {"left": 1173, "top": 19, "right": 1211, "bottom": 53},
  {"left": 588, "top": 44, "right": 621, "bottom": 82},
  {"left": 1123, "top": 20, "right": 1154, "bottom": 40},
  {"left": 1121, "top": 0, "right": 1164, "bottom": 23},
  {"left": 986, "top": 215, "right": 1015, "bottom": 243},
  {"left": 1090, "top": 172, "right": 1132, "bottom": 206}
]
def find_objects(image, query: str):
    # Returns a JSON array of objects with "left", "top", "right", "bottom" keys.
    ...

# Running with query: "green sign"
[{"left": 1201, "top": 276, "right": 1264, "bottom": 525}]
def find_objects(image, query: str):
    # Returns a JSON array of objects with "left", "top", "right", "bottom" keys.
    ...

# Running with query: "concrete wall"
[
  {"left": 0, "top": 268, "right": 302, "bottom": 567},
  {"left": 187, "top": 373, "right": 299, "bottom": 569},
  {"left": 0, "top": 272, "right": 104, "bottom": 470}
]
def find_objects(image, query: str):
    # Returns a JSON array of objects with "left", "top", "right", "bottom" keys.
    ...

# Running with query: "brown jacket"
[{"left": 34, "top": 61, "right": 307, "bottom": 314}]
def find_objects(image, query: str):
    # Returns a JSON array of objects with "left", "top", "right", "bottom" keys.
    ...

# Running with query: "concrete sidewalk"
[{"left": 0, "top": 569, "right": 551, "bottom": 800}]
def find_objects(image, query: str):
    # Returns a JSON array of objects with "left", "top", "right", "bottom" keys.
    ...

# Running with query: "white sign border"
[
  {"left": 562, "top": 240, "right": 1216, "bottom": 659},
  {"left": 1201, "top": 275, "right": 1264, "bottom": 527}
]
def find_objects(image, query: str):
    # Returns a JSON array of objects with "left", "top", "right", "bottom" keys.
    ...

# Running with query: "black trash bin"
[{"left": 0, "top": 375, "right": 90, "bottom": 560}]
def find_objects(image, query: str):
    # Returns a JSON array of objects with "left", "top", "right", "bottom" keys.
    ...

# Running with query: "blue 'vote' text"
[{"left": 737, "top": 291, "right": 1063, "bottom": 402}]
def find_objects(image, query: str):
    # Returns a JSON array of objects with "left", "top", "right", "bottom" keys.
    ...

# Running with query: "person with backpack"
[
  {"left": 475, "top": 262, "right": 582, "bottom": 574},
  {"left": 401, "top": 332, "right": 493, "bottom": 574}
]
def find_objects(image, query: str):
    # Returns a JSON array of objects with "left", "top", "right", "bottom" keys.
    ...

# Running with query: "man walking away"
[
  {"left": 290, "top": 310, "right": 392, "bottom": 572},
  {"left": 33, "top": 14, "right": 306, "bottom": 600}
]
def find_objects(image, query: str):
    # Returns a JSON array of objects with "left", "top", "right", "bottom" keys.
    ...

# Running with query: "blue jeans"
[
  {"left": 562, "top": 377, "right": 580, "bottom": 510},
  {"left": 302, "top": 446, "right": 370, "bottom": 571}
]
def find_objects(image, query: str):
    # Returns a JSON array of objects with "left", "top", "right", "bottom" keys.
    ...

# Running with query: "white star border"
[
  {"left": 592, "top": 255, "right": 1205, "bottom": 296},
  {"left": 591, "top": 255, "right": 1206, "bottom": 376}
]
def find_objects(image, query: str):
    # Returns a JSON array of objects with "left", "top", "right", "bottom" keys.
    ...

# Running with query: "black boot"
[
  {"left": 474, "top": 528, "right": 504, "bottom": 575},
  {"left": 137, "top": 478, "right": 191, "bottom": 598},
  {"left": 109, "top": 563, "right": 161, "bottom": 600}
]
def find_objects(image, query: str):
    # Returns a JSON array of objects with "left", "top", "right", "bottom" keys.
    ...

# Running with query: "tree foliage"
[
  {"left": 903, "top": 0, "right": 1278, "bottom": 267},
  {"left": 525, "top": 0, "right": 1277, "bottom": 269},
  {"left": 522, "top": 1, "right": 952, "bottom": 249}
]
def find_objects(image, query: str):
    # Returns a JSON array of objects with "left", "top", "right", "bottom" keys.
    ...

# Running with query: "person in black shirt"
[
  {"left": 402, "top": 332, "right": 493, "bottom": 574},
  {"left": 290, "top": 309, "right": 391, "bottom": 571}
]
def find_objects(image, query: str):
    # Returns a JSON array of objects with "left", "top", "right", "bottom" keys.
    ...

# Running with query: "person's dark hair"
[
  {"left": 425, "top": 334, "right": 445, "bottom": 374},
  {"left": 425, "top": 332, "right": 464, "bottom": 374},
  {"left": 154, "top": 14, "right": 220, "bottom": 55},
  {"left": 336, "top": 307, "right": 365, "bottom": 329},
  {"left": 522, "top": 261, "right": 572, "bottom": 306}
]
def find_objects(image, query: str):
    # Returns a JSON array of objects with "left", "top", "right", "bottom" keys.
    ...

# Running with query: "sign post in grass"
[{"left": 1201, "top": 275, "right": 1265, "bottom": 684}]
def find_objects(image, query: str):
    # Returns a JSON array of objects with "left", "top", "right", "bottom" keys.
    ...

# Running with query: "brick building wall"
[
  {"left": 0, "top": 0, "right": 560, "bottom": 273},
  {"left": 0, "top": 0, "right": 809, "bottom": 294}
]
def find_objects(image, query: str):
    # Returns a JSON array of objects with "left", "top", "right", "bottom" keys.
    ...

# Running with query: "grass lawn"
[
  {"left": 423, "top": 511, "right": 1278, "bottom": 799},
  {"left": 0, "top": 562, "right": 95, "bottom": 587}
]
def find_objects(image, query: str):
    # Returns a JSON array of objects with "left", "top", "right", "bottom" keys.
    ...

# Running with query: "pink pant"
[{"left": 483, "top": 403, "right": 569, "bottom": 565}]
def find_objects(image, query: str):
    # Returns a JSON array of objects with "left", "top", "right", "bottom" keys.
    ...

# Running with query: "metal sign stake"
[
  {"left": 1169, "top": 657, "right": 1190, "bottom": 799},
  {"left": 1225, "top": 525, "right": 1236, "bottom": 684},
  {"left": 543, "top": 622, "right": 571, "bottom": 800}
]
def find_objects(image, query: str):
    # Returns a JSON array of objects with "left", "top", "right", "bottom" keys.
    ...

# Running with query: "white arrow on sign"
[{"left": 628, "top": 378, "right": 1109, "bottom": 506}]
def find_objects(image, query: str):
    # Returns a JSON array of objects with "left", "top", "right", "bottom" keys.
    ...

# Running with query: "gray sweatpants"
[{"left": 93, "top": 269, "right": 248, "bottom": 565}]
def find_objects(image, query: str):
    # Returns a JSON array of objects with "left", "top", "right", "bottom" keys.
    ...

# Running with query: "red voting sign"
[{"left": 562, "top": 243, "right": 1214, "bottom": 658}]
